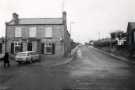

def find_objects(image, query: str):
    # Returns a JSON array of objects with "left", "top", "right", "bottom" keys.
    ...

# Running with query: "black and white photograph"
[{"left": 0, "top": 0, "right": 135, "bottom": 90}]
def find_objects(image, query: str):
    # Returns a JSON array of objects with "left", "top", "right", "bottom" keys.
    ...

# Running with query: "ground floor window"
[
  {"left": 27, "top": 42, "right": 32, "bottom": 51},
  {"left": 11, "top": 42, "right": 23, "bottom": 54},
  {"left": 15, "top": 42, "right": 23, "bottom": 53},
  {"left": 42, "top": 43, "right": 55, "bottom": 54}
]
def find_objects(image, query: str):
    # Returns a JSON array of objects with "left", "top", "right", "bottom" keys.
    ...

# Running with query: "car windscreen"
[{"left": 17, "top": 52, "right": 28, "bottom": 56}]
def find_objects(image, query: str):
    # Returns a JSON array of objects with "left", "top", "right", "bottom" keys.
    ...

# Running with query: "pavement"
[
  {"left": 39, "top": 55, "right": 73, "bottom": 67},
  {"left": 0, "top": 55, "right": 73, "bottom": 68},
  {"left": 91, "top": 46, "right": 135, "bottom": 64},
  {"left": 68, "top": 45, "right": 135, "bottom": 90}
]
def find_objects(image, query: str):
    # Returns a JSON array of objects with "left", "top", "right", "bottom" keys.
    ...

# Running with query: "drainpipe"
[
  {"left": 63, "top": 11, "right": 67, "bottom": 57},
  {"left": 5, "top": 23, "right": 8, "bottom": 53}
]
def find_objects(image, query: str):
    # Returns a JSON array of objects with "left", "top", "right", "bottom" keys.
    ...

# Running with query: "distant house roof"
[
  {"left": 7, "top": 18, "right": 64, "bottom": 25},
  {"left": 127, "top": 22, "right": 135, "bottom": 31}
]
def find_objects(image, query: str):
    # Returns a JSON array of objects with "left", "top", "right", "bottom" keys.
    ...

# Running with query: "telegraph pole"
[
  {"left": 98, "top": 32, "right": 100, "bottom": 40},
  {"left": 62, "top": 0, "right": 66, "bottom": 12},
  {"left": 70, "top": 21, "right": 75, "bottom": 38},
  {"left": 5, "top": 23, "right": 7, "bottom": 53}
]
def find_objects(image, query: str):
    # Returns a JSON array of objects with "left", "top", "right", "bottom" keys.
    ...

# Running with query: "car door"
[{"left": 34, "top": 52, "right": 39, "bottom": 60}]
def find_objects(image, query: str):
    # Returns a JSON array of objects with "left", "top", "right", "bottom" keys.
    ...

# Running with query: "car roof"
[{"left": 17, "top": 51, "right": 36, "bottom": 54}]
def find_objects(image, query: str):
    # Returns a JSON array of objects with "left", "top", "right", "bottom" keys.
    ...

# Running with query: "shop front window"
[
  {"left": 44, "top": 43, "right": 55, "bottom": 54},
  {"left": 27, "top": 42, "right": 32, "bottom": 51},
  {"left": 14, "top": 42, "right": 23, "bottom": 53}
]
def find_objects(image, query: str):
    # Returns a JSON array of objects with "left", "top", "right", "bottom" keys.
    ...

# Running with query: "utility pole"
[
  {"left": 98, "top": 32, "right": 100, "bottom": 40},
  {"left": 70, "top": 21, "right": 75, "bottom": 38},
  {"left": 62, "top": 0, "right": 66, "bottom": 12},
  {"left": 5, "top": 23, "right": 7, "bottom": 53}
]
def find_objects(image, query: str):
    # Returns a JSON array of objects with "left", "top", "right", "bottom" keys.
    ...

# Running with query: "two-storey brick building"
[{"left": 5, "top": 12, "right": 71, "bottom": 57}]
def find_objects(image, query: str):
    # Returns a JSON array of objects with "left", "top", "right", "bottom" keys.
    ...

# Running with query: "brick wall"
[
  {"left": 6, "top": 24, "right": 67, "bottom": 56},
  {"left": 6, "top": 25, "right": 64, "bottom": 39}
]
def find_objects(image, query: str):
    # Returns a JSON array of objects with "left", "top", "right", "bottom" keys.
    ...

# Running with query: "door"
[
  {"left": 41, "top": 43, "right": 44, "bottom": 54},
  {"left": 11, "top": 43, "right": 14, "bottom": 54},
  {"left": 27, "top": 42, "right": 32, "bottom": 51}
]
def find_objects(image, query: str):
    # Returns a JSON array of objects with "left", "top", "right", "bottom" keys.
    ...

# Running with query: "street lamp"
[{"left": 70, "top": 21, "right": 75, "bottom": 38}]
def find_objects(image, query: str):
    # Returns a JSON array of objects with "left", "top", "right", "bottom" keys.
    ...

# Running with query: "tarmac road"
[
  {"left": 0, "top": 45, "right": 135, "bottom": 90},
  {"left": 68, "top": 45, "right": 135, "bottom": 90}
]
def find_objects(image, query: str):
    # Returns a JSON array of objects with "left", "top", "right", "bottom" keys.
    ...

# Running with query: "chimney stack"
[
  {"left": 62, "top": 11, "right": 67, "bottom": 24},
  {"left": 12, "top": 13, "right": 19, "bottom": 24}
]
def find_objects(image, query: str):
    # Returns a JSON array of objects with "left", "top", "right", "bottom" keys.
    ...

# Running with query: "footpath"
[
  {"left": 39, "top": 45, "right": 81, "bottom": 67},
  {"left": 39, "top": 55, "right": 73, "bottom": 67},
  {"left": 90, "top": 46, "right": 135, "bottom": 64}
]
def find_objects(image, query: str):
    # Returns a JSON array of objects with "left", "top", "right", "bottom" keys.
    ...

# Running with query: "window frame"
[
  {"left": 44, "top": 42, "right": 55, "bottom": 55},
  {"left": 44, "top": 27, "right": 53, "bottom": 38},
  {"left": 15, "top": 27, "right": 22, "bottom": 37},
  {"left": 29, "top": 27, "right": 37, "bottom": 37}
]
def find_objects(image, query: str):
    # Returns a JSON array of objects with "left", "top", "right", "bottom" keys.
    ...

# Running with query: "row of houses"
[
  {"left": 1, "top": 11, "right": 71, "bottom": 57},
  {"left": 127, "top": 22, "right": 135, "bottom": 55},
  {"left": 111, "top": 22, "right": 135, "bottom": 49},
  {"left": 93, "top": 22, "right": 135, "bottom": 57}
]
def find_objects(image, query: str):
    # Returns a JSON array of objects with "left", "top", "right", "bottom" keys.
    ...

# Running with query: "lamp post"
[
  {"left": 70, "top": 21, "right": 75, "bottom": 38},
  {"left": 62, "top": 0, "right": 66, "bottom": 12},
  {"left": 69, "top": 21, "right": 75, "bottom": 56},
  {"left": 98, "top": 32, "right": 100, "bottom": 40}
]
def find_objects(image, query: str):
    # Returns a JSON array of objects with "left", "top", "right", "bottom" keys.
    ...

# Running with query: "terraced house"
[{"left": 5, "top": 12, "right": 71, "bottom": 57}]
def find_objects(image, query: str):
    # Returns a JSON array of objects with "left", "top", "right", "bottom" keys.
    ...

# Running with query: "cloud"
[{"left": 0, "top": 0, "right": 133, "bottom": 43}]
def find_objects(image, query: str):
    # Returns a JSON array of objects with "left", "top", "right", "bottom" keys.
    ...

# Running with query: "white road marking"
[{"left": 77, "top": 49, "right": 82, "bottom": 58}]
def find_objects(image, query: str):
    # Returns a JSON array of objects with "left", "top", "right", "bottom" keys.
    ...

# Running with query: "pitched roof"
[{"left": 8, "top": 18, "right": 64, "bottom": 25}]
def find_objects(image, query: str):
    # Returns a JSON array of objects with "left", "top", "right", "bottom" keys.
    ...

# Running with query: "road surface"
[{"left": 0, "top": 45, "right": 135, "bottom": 90}]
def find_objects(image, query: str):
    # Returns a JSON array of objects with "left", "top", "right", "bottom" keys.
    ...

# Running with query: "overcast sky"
[{"left": 0, "top": 0, "right": 135, "bottom": 43}]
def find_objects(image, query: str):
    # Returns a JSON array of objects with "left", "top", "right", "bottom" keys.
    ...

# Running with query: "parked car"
[{"left": 15, "top": 51, "right": 40, "bottom": 64}]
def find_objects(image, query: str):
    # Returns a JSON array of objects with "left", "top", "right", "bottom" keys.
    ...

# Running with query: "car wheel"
[
  {"left": 37, "top": 56, "right": 41, "bottom": 62},
  {"left": 30, "top": 58, "right": 32, "bottom": 63},
  {"left": 18, "top": 62, "right": 22, "bottom": 64}
]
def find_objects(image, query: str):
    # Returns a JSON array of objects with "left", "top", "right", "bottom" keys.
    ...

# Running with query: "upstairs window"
[
  {"left": 29, "top": 27, "right": 36, "bottom": 37},
  {"left": 15, "top": 27, "right": 22, "bottom": 37},
  {"left": 45, "top": 27, "right": 52, "bottom": 38}
]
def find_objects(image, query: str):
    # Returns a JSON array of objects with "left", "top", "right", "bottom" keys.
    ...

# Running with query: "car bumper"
[{"left": 15, "top": 58, "right": 27, "bottom": 62}]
